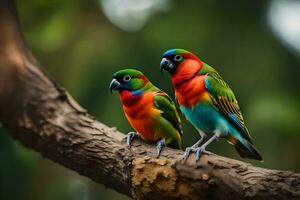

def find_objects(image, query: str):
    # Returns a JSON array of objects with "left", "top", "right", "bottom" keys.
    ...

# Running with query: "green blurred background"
[{"left": 1, "top": 0, "right": 299, "bottom": 199}]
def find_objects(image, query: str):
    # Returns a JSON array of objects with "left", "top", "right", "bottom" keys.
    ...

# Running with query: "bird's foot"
[
  {"left": 156, "top": 139, "right": 166, "bottom": 158},
  {"left": 183, "top": 146, "right": 207, "bottom": 161},
  {"left": 195, "top": 147, "right": 206, "bottom": 161},
  {"left": 126, "top": 132, "right": 138, "bottom": 147},
  {"left": 183, "top": 147, "right": 194, "bottom": 161}
]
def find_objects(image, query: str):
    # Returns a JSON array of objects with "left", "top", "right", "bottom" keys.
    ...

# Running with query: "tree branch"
[{"left": 0, "top": 0, "right": 299, "bottom": 199}]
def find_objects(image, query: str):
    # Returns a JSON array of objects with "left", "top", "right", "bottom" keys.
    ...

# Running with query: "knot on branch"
[{"left": 132, "top": 157, "right": 199, "bottom": 200}]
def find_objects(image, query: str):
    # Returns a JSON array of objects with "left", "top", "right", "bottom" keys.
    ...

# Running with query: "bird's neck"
[
  {"left": 119, "top": 90, "right": 142, "bottom": 107},
  {"left": 119, "top": 82, "right": 157, "bottom": 107},
  {"left": 171, "top": 59, "right": 202, "bottom": 88}
]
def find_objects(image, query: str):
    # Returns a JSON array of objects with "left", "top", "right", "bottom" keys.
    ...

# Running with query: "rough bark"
[{"left": 0, "top": 0, "right": 299, "bottom": 199}]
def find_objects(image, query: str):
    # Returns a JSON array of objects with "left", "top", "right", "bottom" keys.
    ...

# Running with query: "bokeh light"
[
  {"left": 99, "top": 0, "right": 171, "bottom": 32},
  {"left": 268, "top": 0, "right": 300, "bottom": 56}
]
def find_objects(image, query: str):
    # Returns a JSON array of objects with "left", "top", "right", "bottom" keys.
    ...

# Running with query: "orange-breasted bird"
[{"left": 110, "top": 69, "right": 183, "bottom": 157}]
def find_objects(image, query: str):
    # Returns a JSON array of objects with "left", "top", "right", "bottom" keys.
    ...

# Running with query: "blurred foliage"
[{"left": 0, "top": 0, "right": 299, "bottom": 199}]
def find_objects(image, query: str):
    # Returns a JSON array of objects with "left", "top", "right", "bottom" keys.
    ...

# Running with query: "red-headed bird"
[
  {"left": 109, "top": 69, "right": 183, "bottom": 157},
  {"left": 160, "top": 49, "right": 262, "bottom": 161}
]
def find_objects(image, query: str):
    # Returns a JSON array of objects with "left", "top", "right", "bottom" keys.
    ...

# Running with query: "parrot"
[
  {"left": 109, "top": 69, "right": 183, "bottom": 157},
  {"left": 160, "top": 49, "right": 263, "bottom": 161}
]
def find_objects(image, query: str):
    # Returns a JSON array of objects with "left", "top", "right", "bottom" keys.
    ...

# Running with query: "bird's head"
[
  {"left": 109, "top": 69, "right": 149, "bottom": 94},
  {"left": 160, "top": 48, "right": 203, "bottom": 76},
  {"left": 160, "top": 49, "right": 203, "bottom": 86}
]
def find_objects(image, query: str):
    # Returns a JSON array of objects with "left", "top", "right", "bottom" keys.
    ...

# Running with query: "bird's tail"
[
  {"left": 228, "top": 136, "right": 263, "bottom": 161},
  {"left": 168, "top": 133, "right": 183, "bottom": 150}
]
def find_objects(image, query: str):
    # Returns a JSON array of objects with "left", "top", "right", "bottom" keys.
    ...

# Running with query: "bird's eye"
[
  {"left": 174, "top": 55, "right": 183, "bottom": 62},
  {"left": 123, "top": 75, "right": 131, "bottom": 82}
]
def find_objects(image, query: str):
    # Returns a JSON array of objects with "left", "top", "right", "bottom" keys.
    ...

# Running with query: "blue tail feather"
[{"left": 234, "top": 138, "right": 263, "bottom": 161}]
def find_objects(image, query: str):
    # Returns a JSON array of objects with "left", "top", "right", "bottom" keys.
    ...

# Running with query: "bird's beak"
[
  {"left": 160, "top": 58, "right": 175, "bottom": 73},
  {"left": 109, "top": 78, "right": 122, "bottom": 93}
]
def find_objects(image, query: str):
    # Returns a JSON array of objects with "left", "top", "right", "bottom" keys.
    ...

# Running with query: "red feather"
[
  {"left": 170, "top": 59, "right": 210, "bottom": 107},
  {"left": 120, "top": 91, "right": 160, "bottom": 141}
]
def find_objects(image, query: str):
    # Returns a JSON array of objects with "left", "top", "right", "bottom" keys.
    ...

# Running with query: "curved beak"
[
  {"left": 109, "top": 78, "right": 121, "bottom": 93},
  {"left": 160, "top": 58, "right": 175, "bottom": 73}
]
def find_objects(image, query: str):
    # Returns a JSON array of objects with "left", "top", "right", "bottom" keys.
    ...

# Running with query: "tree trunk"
[{"left": 0, "top": 0, "right": 299, "bottom": 199}]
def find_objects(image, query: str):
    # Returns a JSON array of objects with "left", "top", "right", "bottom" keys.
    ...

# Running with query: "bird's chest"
[
  {"left": 121, "top": 92, "right": 157, "bottom": 119},
  {"left": 123, "top": 95, "right": 159, "bottom": 141},
  {"left": 175, "top": 75, "right": 211, "bottom": 107}
]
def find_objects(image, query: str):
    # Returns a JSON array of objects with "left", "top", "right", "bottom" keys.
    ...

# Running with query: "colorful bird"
[
  {"left": 109, "top": 69, "right": 183, "bottom": 157},
  {"left": 160, "top": 49, "right": 262, "bottom": 161}
]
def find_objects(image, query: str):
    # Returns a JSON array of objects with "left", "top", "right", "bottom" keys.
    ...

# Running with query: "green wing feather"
[
  {"left": 201, "top": 63, "right": 252, "bottom": 142},
  {"left": 153, "top": 92, "right": 183, "bottom": 135}
]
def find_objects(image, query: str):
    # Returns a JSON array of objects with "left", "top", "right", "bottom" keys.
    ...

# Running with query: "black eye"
[
  {"left": 174, "top": 55, "right": 182, "bottom": 62},
  {"left": 123, "top": 75, "right": 131, "bottom": 82}
]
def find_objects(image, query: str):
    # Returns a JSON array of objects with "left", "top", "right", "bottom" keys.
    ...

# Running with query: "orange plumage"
[
  {"left": 120, "top": 90, "right": 161, "bottom": 141},
  {"left": 110, "top": 69, "right": 183, "bottom": 154}
]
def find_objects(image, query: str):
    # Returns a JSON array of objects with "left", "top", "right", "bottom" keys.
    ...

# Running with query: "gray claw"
[
  {"left": 156, "top": 139, "right": 166, "bottom": 158},
  {"left": 183, "top": 146, "right": 206, "bottom": 162},
  {"left": 126, "top": 132, "right": 138, "bottom": 147},
  {"left": 183, "top": 147, "right": 192, "bottom": 161},
  {"left": 195, "top": 147, "right": 205, "bottom": 161}
]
